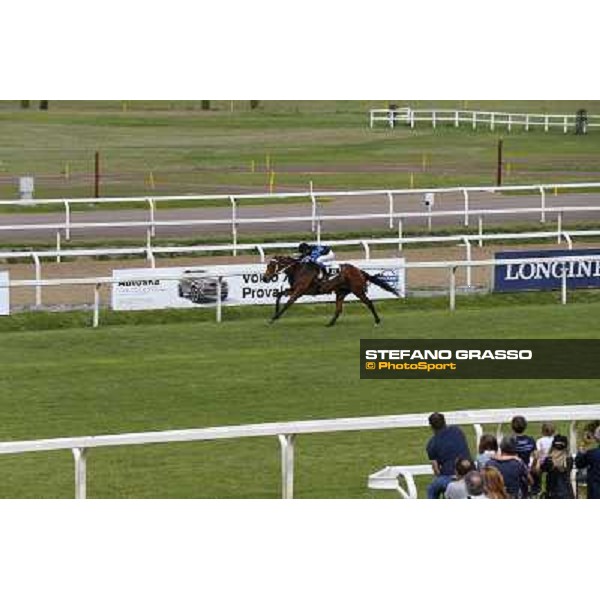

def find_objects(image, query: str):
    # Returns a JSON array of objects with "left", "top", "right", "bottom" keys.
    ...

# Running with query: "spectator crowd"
[{"left": 425, "top": 412, "right": 600, "bottom": 499}]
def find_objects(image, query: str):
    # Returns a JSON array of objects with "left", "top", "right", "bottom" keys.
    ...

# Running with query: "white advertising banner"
[
  {"left": 112, "top": 259, "right": 405, "bottom": 311},
  {"left": 0, "top": 272, "right": 9, "bottom": 316}
]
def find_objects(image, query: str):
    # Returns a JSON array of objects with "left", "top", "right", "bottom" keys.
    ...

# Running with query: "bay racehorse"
[{"left": 263, "top": 256, "right": 399, "bottom": 326}]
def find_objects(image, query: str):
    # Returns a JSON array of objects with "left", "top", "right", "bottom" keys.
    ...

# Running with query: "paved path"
[{"left": 2, "top": 191, "right": 600, "bottom": 245}]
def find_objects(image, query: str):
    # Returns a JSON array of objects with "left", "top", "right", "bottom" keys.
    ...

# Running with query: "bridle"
[{"left": 267, "top": 257, "right": 298, "bottom": 278}]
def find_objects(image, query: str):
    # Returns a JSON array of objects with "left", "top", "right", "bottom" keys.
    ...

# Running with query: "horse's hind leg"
[
  {"left": 356, "top": 290, "right": 381, "bottom": 325},
  {"left": 326, "top": 291, "right": 348, "bottom": 327}
]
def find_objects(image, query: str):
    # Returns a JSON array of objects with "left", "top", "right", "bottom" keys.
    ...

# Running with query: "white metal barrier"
[
  {"left": 0, "top": 404, "right": 596, "bottom": 499},
  {"left": 2, "top": 182, "right": 600, "bottom": 247},
  {"left": 2, "top": 253, "right": 600, "bottom": 324},
  {"left": 369, "top": 107, "right": 600, "bottom": 132},
  {"left": 5, "top": 227, "right": 600, "bottom": 307}
]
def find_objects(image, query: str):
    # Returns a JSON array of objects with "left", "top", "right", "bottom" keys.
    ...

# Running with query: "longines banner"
[
  {"left": 360, "top": 339, "right": 600, "bottom": 379},
  {"left": 0, "top": 272, "right": 9, "bottom": 316},
  {"left": 494, "top": 248, "right": 600, "bottom": 291},
  {"left": 112, "top": 259, "right": 405, "bottom": 311}
]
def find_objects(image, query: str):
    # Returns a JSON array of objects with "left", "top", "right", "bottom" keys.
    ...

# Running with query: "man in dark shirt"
[
  {"left": 575, "top": 425, "right": 600, "bottom": 499},
  {"left": 487, "top": 436, "right": 530, "bottom": 498},
  {"left": 511, "top": 415, "right": 536, "bottom": 466},
  {"left": 425, "top": 412, "right": 472, "bottom": 499}
]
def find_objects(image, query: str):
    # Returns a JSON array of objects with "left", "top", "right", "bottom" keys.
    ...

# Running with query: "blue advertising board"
[{"left": 494, "top": 248, "right": 600, "bottom": 292}]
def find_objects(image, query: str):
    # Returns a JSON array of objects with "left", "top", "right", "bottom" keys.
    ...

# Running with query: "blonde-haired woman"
[
  {"left": 482, "top": 465, "right": 509, "bottom": 499},
  {"left": 539, "top": 434, "right": 574, "bottom": 499}
]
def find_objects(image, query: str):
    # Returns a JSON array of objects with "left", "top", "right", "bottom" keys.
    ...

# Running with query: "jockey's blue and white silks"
[
  {"left": 302, "top": 244, "right": 335, "bottom": 266},
  {"left": 309, "top": 245, "right": 331, "bottom": 260}
]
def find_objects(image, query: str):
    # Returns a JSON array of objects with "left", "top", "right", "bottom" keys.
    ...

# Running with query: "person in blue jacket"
[
  {"left": 575, "top": 424, "right": 600, "bottom": 499},
  {"left": 298, "top": 242, "right": 335, "bottom": 279}
]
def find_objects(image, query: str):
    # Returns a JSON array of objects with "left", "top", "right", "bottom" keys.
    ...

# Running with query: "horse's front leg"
[
  {"left": 272, "top": 289, "right": 288, "bottom": 320},
  {"left": 270, "top": 289, "right": 303, "bottom": 323}
]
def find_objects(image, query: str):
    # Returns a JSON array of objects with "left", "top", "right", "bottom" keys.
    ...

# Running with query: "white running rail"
[
  {"left": 2, "top": 182, "right": 600, "bottom": 249},
  {"left": 369, "top": 107, "right": 600, "bottom": 132},
  {"left": 3, "top": 253, "right": 600, "bottom": 325},
  {"left": 4, "top": 227, "right": 600, "bottom": 307},
  {"left": 0, "top": 404, "right": 596, "bottom": 499}
]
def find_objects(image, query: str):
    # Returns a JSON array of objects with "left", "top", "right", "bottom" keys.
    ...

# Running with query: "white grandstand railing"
[
  {"left": 2, "top": 182, "right": 600, "bottom": 249},
  {"left": 3, "top": 254, "right": 600, "bottom": 325},
  {"left": 0, "top": 404, "right": 596, "bottom": 499},
  {"left": 369, "top": 107, "right": 600, "bottom": 132},
  {"left": 5, "top": 228, "right": 600, "bottom": 308}
]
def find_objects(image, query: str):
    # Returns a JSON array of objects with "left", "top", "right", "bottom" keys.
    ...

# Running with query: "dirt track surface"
[{"left": 2, "top": 191, "right": 600, "bottom": 244}]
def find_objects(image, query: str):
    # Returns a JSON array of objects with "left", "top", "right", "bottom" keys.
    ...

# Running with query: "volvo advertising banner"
[
  {"left": 112, "top": 259, "right": 405, "bottom": 311},
  {"left": 494, "top": 249, "right": 600, "bottom": 292},
  {"left": 0, "top": 272, "right": 9, "bottom": 316}
]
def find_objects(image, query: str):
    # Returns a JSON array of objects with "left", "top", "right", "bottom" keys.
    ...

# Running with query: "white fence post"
[
  {"left": 397, "top": 218, "right": 403, "bottom": 251},
  {"left": 455, "top": 111, "right": 459, "bottom": 127},
  {"left": 230, "top": 196, "right": 238, "bottom": 256},
  {"left": 93, "top": 283, "right": 101, "bottom": 328},
  {"left": 387, "top": 192, "right": 394, "bottom": 229},
  {"left": 545, "top": 115, "right": 549, "bottom": 132},
  {"left": 432, "top": 111, "right": 437, "bottom": 128},
  {"left": 526, "top": 115, "right": 530, "bottom": 131},
  {"left": 361, "top": 241, "right": 371, "bottom": 260},
  {"left": 148, "top": 197, "right": 156, "bottom": 237},
  {"left": 56, "top": 231, "right": 61, "bottom": 263},
  {"left": 564, "top": 116, "right": 568, "bottom": 134},
  {"left": 561, "top": 232, "right": 573, "bottom": 250},
  {"left": 449, "top": 266, "right": 457, "bottom": 311},
  {"left": 463, "top": 237, "right": 472, "bottom": 288},
  {"left": 410, "top": 110, "right": 415, "bottom": 129},
  {"left": 310, "top": 190, "right": 318, "bottom": 233},
  {"left": 478, "top": 216, "right": 484, "bottom": 247},
  {"left": 557, "top": 211, "right": 563, "bottom": 242},
  {"left": 369, "top": 110, "right": 374, "bottom": 128},
  {"left": 72, "top": 447, "right": 87, "bottom": 499},
  {"left": 32, "top": 252, "right": 42, "bottom": 307},
  {"left": 490, "top": 113, "right": 495, "bottom": 131},
  {"left": 472, "top": 112, "right": 477, "bottom": 130},
  {"left": 539, "top": 186, "right": 546, "bottom": 224},
  {"left": 561, "top": 263, "right": 567, "bottom": 305},
  {"left": 278, "top": 434, "right": 296, "bottom": 499},
  {"left": 462, "top": 189, "right": 469, "bottom": 227},
  {"left": 63, "top": 200, "right": 71, "bottom": 241}
]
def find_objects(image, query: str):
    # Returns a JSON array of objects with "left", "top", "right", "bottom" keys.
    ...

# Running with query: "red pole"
[
  {"left": 496, "top": 139, "right": 503, "bottom": 187},
  {"left": 94, "top": 151, "right": 100, "bottom": 198}
]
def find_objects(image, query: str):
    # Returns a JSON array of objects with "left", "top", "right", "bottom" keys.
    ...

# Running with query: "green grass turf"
[
  {"left": 1, "top": 100, "right": 600, "bottom": 201},
  {"left": 0, "top": 297, "right": 598, "bottom": 498}
]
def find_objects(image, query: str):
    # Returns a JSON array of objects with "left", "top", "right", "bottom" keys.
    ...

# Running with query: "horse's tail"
[{"left": 363, "top": 271, "right": 400, "bottom": 297}]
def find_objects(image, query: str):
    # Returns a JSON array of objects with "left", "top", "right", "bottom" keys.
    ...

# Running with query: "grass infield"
[
  {"left": 0, "top": 296, "right": 598, "bottom": 498},
  {"left": 2, "top": 100, "right": 600, "bottom": 200}
]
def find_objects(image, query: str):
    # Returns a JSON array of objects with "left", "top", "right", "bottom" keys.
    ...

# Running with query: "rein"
[{"left": 269, "top": 258, "right": 299, "bottom": 277}]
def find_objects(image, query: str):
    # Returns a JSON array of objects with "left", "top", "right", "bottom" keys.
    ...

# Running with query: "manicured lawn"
[
  {"left": 1, "top": 100, "right": 600, "bottom": 201},
  {"left": 0, "top": 299, "right": 597, "bottom": 498}
]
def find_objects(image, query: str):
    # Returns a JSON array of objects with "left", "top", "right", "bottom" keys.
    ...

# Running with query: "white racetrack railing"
[
  {"left": 2, "top": 182, "right": 600, "bottom": 250},
  {"left": 0, "top": 404, "right": 597, "bottom": 499},
  {"left": 2, "top": 254, "right": 600, "bottom": 326},
  {"left": 4, "top": 227, "right": 600, "bottom": 308},
  {"left": 369, "top": 107, "right": 600, "bottom": 132}
]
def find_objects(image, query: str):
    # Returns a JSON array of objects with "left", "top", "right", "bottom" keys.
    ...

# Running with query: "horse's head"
[{"left": 263, "top": 256, "right": 296, "bottom": 282}]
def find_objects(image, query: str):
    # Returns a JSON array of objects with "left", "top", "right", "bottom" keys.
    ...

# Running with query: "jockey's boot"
[{"left": 319, "top": 265, "right": 329, "bottom": 280}]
